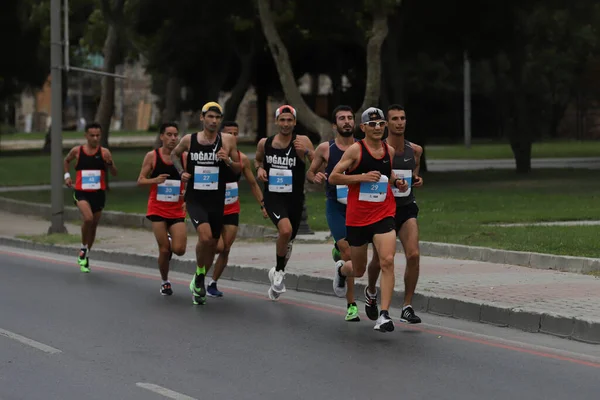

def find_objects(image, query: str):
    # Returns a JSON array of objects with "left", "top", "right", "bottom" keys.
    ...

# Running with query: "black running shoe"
[
  {"left": 364, "top": 287, "right": 379, "bottom": 321},
  {"left": 400, "top": 305, "right": 422, "bottom": 324},
  {"left": 160, "top": 282, "right": 173, "bottom": 296}
]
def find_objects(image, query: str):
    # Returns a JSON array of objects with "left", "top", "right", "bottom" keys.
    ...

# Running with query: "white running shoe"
[
  {"left": 332, "top": 260, "right": 347, "bottom": 297},
  {"left": 268, "top": 267, "right": 286, "bottom": 293},
  {"left": 374, "top": 313, "right": 395, "bottom": 333}
]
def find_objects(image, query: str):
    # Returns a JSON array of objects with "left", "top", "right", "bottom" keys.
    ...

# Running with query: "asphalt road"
[{"left": 1, "top": 247, "right": 599, "bottom": 400}]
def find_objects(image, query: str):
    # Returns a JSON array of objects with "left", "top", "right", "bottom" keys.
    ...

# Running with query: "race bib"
[
  {"left": 156, "top": 179, "right": 181, "bottom": 202},
  {"left": 268, "top": 169, "right": 293, "bottom": 193},
  {"left": 336, "top": 185, "right": 348, "bottom": 205},
  {"left": 225, "top": 182, "right": 239, "bottom": 205},
  {"left": 193, "top": 166, "right": 219, "bottom": 190},
  {"left": 81, "top": 170, "right": 101, "bottom": 190},
  {"left": 359, "top": 175, "right": 388, "bottom": 202},
  {"left": 391, "top": 169, "right": 412, "bottom": 198}
]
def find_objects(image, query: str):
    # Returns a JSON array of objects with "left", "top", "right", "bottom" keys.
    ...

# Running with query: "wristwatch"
[{"left": 227, "top": 157, "right": 233, "bottom": 166}]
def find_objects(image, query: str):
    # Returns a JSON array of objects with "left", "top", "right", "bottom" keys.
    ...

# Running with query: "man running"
[
  {"left": 329, "top": 107, "right": 409, "bottom": 332},
  {"left": 255, "top": 105, "right": 314, "bottom": 300},
  {"left": 137, "top": 122, "right": 188, "bottom": 295},
  {"left": 207, "top": 121, "right": 267, "bottom": 297},
  {"left": 307, "top": 105, "right": 359, "bottom": 321},
  {"left": 170, "top": 102, "right": 241, "bottom": 305},
  {"left": 64, "top": 122, "right": 118, "bottom": 273},
  {"left": 365, "top": 104, "right": 424, "bottom": 323}
]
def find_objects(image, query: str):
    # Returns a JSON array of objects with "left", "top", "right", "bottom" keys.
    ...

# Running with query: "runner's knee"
[
  {"left": 171, "top": 243, "right": 186, "bottom": 256},
  {"left": 406, "top": 249, "right": 420, "bottom": 265},
  {"left": 279, "top": 225, "right": 293, "bottom": 240},
  {"left": 379, "top": 253, "right": 395, "bottom": 271}
]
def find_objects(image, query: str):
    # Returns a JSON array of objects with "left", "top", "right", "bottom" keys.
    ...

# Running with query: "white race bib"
[
  {"left": 193, "top": 166, "right": 219, "bottom": 190},
  {"left": 359, "top": 175, "right": 388, "bottom": 202},
  {"left": 391, "top": 169, "right": 412, "bottom": 198},
  {"left": 225, "top": 182, "right": 239, "bottom": 205},
  {"left": 81, "top": 170, "right": 101, "bottom": 190},
  {"left": 336, "top": 185, "right": 348, "bottom": 205},
  {"left": 156, "top": 179, "right": 181, "bottom": 202},
  {"left": 268, "top": 169, "right": 293, "bottom": 193}
]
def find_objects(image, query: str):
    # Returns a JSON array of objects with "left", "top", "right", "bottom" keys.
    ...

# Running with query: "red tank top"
[
  {"left": 345, "top": 140, "right": 396, "bottom": 227},
  {"left": 75, "top": 146, "right": 106, "bottom": 191},
  {"left": 223, "top": 151, "right": 242, "bottom": 216},
  {"left": 147, "top": 149, "right": 186, "bottom": 219}
]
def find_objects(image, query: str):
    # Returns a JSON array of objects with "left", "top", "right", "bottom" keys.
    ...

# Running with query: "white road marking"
[
  {"left": 0, "top": 328, "right": 62, "bottom": 354},
  {"left": 136, "top": 383, "right": 197, "bottom": 400}
]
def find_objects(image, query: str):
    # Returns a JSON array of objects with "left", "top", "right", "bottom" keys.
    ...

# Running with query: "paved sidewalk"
[{"left": 1, "top": 211, "right": 599, "bottom": 342}]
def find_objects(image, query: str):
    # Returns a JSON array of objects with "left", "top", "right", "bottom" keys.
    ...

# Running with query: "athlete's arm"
[
  {"left": 411, "top": 143, "right": 424, "bottom": 187},
  {"left": 221, "top": 134, "right": 242, "bottom": 174},
  {"left": 254, "top": 138, "right": 267, "bottom": 182},
  {"left": 171, "top": 134, "right": 191, "bottom": 182},
  {"left": 293, "top": 135, "right": 315, "bottom": 163},
  {"left": 102, "top": 148, "right": 118, "bottom": 176},
  {"left": 306, "top": 142, "right": 328, "bottom": 184},
  {"left": 242, "top": 154, "right": 268, "bottom": 218},
  {"left": 137, "top": 151, "right": 168, "bottom": 186},
  {"left": 329, "top": 143, "right": 380, "bottom": 185},
  {"left": 63, "top": 146, "right": 78, "bottom": 188}
]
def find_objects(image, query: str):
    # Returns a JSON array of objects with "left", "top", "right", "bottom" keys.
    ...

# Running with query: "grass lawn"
[
  {"left": 3, "top": 168, "right": 600, "bottom": 258},
  {"left": 425, "top": 140, "right": 600, "bottom": 160},
  {"left": 1, "top": 131, "right": 151, "bottom": 141}
]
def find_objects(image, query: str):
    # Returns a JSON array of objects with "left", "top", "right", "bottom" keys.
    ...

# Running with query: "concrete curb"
[
  {"left": 1, "top": 195, "right": 598, "bottom": 273},
  {"left": 1, "top": 236, "right": 598, "bottom": 344},
  {"left": 401, "top": 241, "right": 600, "bottom": 274},
  {"left": 0, "top": 196, "right": 277, "bottom": 239}
]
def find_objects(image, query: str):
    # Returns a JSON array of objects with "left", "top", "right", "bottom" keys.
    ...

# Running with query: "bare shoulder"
[
  {"left": 257, "top": 137, "right": 267, "bottom": 148},
  {"left": 410, "top": 142, "right": 423, "bottom": 156}
]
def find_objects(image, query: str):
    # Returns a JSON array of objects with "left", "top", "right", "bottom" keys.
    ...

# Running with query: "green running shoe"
[
  {"left": 78, "top": 249, "right": 90, "bottom": 273},
  {"left": 189, "top": 274, "right": 206, "bottom": 305},
  {"left": 332, "top": 246, "right": 341, "bottom": 262},
  {"left": 345, "top": 303, "right": 360, "bottom": 322}
]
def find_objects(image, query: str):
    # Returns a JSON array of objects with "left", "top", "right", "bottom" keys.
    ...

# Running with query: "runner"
[
  {"left": 207, "top": 121, "right": 267, "bottom": 297},
  {"left": 365, "top": 104, "right": 424, "bottom": 323},
  {"left": 328, "top": 107, "right": 409, "bottom": 332},
  {"left": 137, "top": 122, "right": 187, "bottom": 296},
  {"left": 254, "top": 105, "right": 314, "bottom": 300},
  {"left": 63, "top": 122, "right": 118, "bottom": 273},
  {"left": 170, "top": 102, "right": 242, "bottom": 305},
  {"left": 307, "top": 105, "right": 359, "bottom": 321}
]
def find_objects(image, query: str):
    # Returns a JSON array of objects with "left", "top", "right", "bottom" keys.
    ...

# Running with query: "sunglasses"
[{"left": 365, "top": 121, "right": 386, "bottom": 128}]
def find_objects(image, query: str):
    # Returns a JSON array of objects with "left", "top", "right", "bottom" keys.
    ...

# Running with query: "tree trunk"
[
  {"left": 256, "top": 79, "right": 268, "bottom": 144},
  {"left": 356, "top": 9, "right": 389, "bottom": 117},
  {"left": 223, "top": 50, "right": 256, "bottom": 124},
  {"left": 154, "top": 74, "right": 181, "bottom": 148},
  {"left": 256, "top": 0, "right": 331, "bottom": 140},
  {"left": 510, "top": 140, "right": 531, "bottom": 174},
  {"left": 95, "top": 23, "right": 119, "bottom": 149}
]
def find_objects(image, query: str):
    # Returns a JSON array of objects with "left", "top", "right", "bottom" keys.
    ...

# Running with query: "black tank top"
[
  {"left": 151, "top": 149, "right": 181, "bottom": 180},
  {"left": 75, "top": 146, "right": 105, "bottom": 171},
  {"left": 263, "top": 134, "right": 305, "bottom": 197},
  {"left": 391, "top": 140, "right": 416, "bottom": 206},
  {"left": 347, "top": 140, "right": 391, "bottom": 178},
  {"left": 325, "top": 140, "right": 346, "bottom": 201},
  {"left": 185, "top": 132, "right": 226, "bottom": 208}
]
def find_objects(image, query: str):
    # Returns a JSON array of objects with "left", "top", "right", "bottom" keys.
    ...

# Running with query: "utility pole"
[
  {"left": 463, "top": 50, "right": 472, "bottom": 149},
  {"left": 49, "top": 0, "right": 67, "bottom": 234}
]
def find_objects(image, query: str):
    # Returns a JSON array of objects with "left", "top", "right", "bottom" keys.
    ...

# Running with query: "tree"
[{"left": 257, "top": 0, "right": 398, "bottom": 141}]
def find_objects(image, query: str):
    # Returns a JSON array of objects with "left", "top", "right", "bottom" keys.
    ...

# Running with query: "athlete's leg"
[
  {"left": 168, "top": 221, "right": 187, "bottom": 257},
  {"left": 398, "top": 218, "right": 419, "bottom": 306},
  {"left": 75, "top": 200, "right": 94, "bottom": 247},
  {"left": 275, "top": 218, "right": 293, "bottom": 271},
  {"left": 371, "top": 230, "right": 396, "bottom": 313},
  {"left": 212, "top": 223, "right": 238, "bottom": 281},
  {"left": 371, "top": 227, "right": 397, "bottom": 332},
  {"left": 151, "top": 221, "right": 171, "bottom": 281},
  {"left": 367, "top": 246, "right": 380, "bottom": 295},
  {"left": 88, "top": 211, "right": 102, "bottom": 250}
]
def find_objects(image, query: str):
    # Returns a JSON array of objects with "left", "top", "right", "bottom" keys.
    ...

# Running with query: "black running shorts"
[
  {"left": 146, "top": 215, "right": 186, "bottom": 229},
  {"left": 73, "top": 190, "right": 105, "bottom": 213},
  {"left": 346, "top": 216, "right": 396, "bottom": 247},
  {"left": 186, "top": 201, "right": 223, "bottom": 239},
  {"left": 264, "top": 194, "right": 304, "bottom": 241},
  {"left": 395, "top": 202, "right": 419, "bottom": 232},
  {"left": 222, "top": 213, "right": 239, "bottom": 227}
]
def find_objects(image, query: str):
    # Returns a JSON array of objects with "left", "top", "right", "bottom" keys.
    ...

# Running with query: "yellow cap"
[{"left": 201, "top": 102, "right": 223, "bottom": 114}]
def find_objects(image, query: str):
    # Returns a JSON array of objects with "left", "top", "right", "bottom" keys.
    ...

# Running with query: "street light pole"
[{"left": 49, "top": 0, "right": 67, "bottom": 234}]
